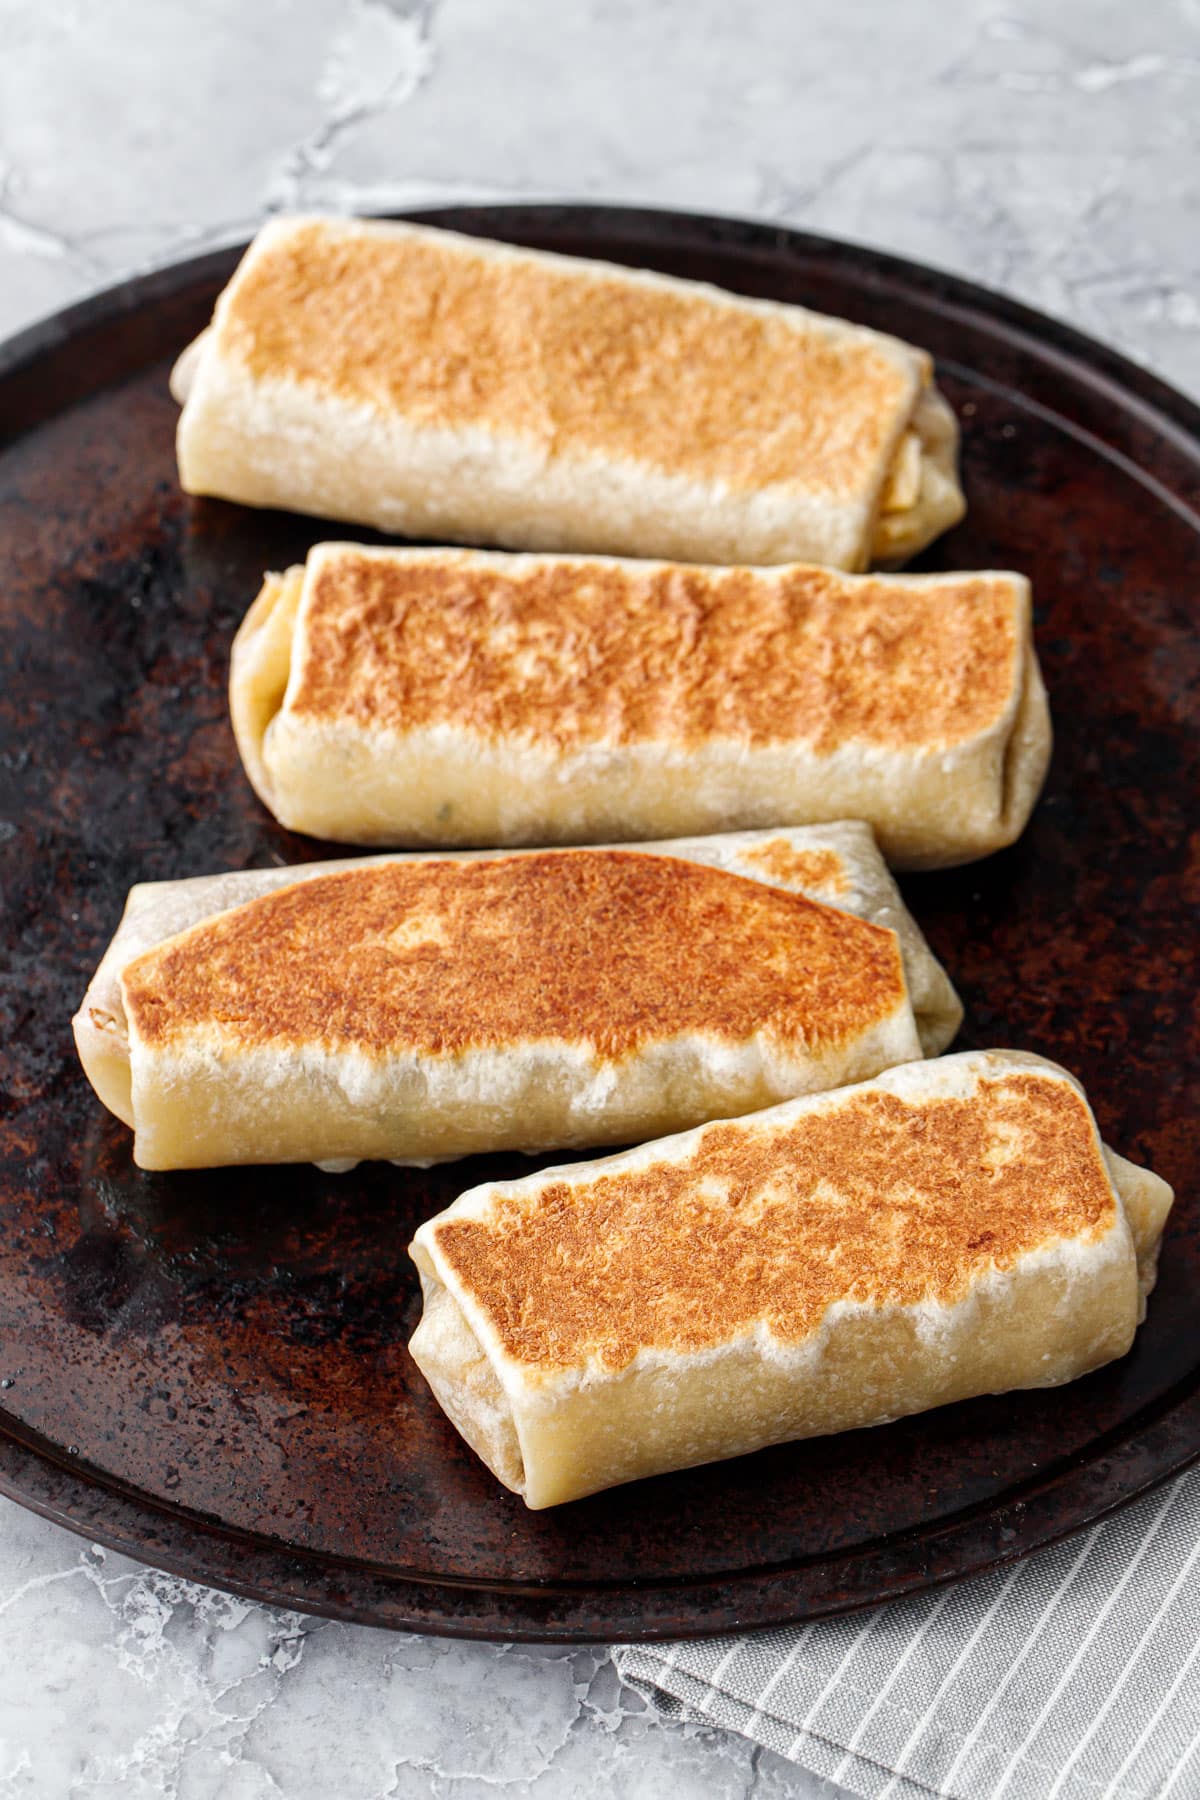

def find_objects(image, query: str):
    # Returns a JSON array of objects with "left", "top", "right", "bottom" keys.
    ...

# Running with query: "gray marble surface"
[
  {"left": 0, "top": 1495, "right": 830, "bottom": 1799},
  {"left": 1, "top": 1, "right": 1197, "bottom": 1794}
]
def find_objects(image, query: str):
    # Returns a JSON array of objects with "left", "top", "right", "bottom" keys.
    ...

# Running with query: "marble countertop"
[{"left": 1, "top": 1, "right": 1196, "bottom": 1794}]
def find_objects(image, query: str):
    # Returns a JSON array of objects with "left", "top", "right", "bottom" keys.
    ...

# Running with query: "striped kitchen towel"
[{"left": 613, "top": 1464, "right": 1200, "bottom": 1799}]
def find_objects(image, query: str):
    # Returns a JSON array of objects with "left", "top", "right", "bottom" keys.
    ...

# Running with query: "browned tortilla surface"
[
  {"left": 122, "top": 851, "right": 906, "bottom": 1061},
  {"left": 433, "top": 1074, "right": 1117, "bottom": 1372}
]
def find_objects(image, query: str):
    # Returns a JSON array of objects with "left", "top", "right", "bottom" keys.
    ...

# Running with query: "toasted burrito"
[
  {"left": 230, "top": 544, "right": 1050, "bottom": 869},
  {"left": 72, "top": 826, "right": 960, "bottom": 1171},
  {"left": 409, "top": 1050, "right": 1173, "bottom": 1509},
  {"left": 171, "top": 215, "right": 965, "bottom": 572}
]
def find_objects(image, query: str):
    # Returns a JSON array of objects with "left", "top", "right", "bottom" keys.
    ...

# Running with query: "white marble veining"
[
  {"left": 1, "top": 0, "right": 1196, "bottom": 1794},
  {"left": 0, "top": 1499, "right": 834, "bottom": 1798}
]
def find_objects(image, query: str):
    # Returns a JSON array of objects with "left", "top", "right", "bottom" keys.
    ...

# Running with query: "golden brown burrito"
[
  {"left": 171, "top": 215, "right": 964, "bottom": 572},
  {"left": 409, "top": 1050, "right": 1173, "bottom": 1509},
  {"left": 231, "top": 544, "right": 1050, "bottom": 869},
  {"left": 71, "top": 826, "right": 960, "bottom": 1171}
]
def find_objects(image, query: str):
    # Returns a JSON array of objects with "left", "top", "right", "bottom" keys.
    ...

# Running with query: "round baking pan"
[{"left": 0, "top": 205, "right": 1197, "bottom": 1640}]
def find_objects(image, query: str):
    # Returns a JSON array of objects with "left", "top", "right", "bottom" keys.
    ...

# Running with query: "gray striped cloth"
[{"left": 613, "top": 1464, "right": 1200, "bottom": 1799}]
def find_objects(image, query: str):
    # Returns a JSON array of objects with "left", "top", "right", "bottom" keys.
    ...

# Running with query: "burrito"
[
  {"left": 172, "top": 215, "right": 965, "bottom": 572},
  {"left": 71, "top": 826, "right": 960, "bottom": 1171},
  {"left": 409, "top": 1050, "right": 1173, "bottom": 1508},
  {"left": 230, "top": 544, "right": 1051, "bottom": 869}
]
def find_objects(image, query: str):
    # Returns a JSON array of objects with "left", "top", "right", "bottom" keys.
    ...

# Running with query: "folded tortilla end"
[
  {"left": 228, "top": 565, "right": 305, "bottom": 817},
  {"left": 169, "top": 327, "right": 210, "bottom": 407},
  {"left": 71, "top": 999, "right": 134, "bottom": 1128}
]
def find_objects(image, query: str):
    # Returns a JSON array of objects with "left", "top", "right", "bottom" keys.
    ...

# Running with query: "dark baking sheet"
[{"left": 0, "top": 205, "right": 1197, "bottom": 1643}]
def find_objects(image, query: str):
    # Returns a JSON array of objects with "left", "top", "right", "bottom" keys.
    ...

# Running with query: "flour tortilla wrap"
[
  {"left": 72, "top": 826, "right": 960, "bottom": 1170},
  {"left": 409, "top": 1050, "right": 1173, "bottom": 1509},
  {"left": 173, "top": 215, "right": 964, "bottom": 572},
  {"left": 230, "top": 544, "right": 1050, "bottom": 870}
]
